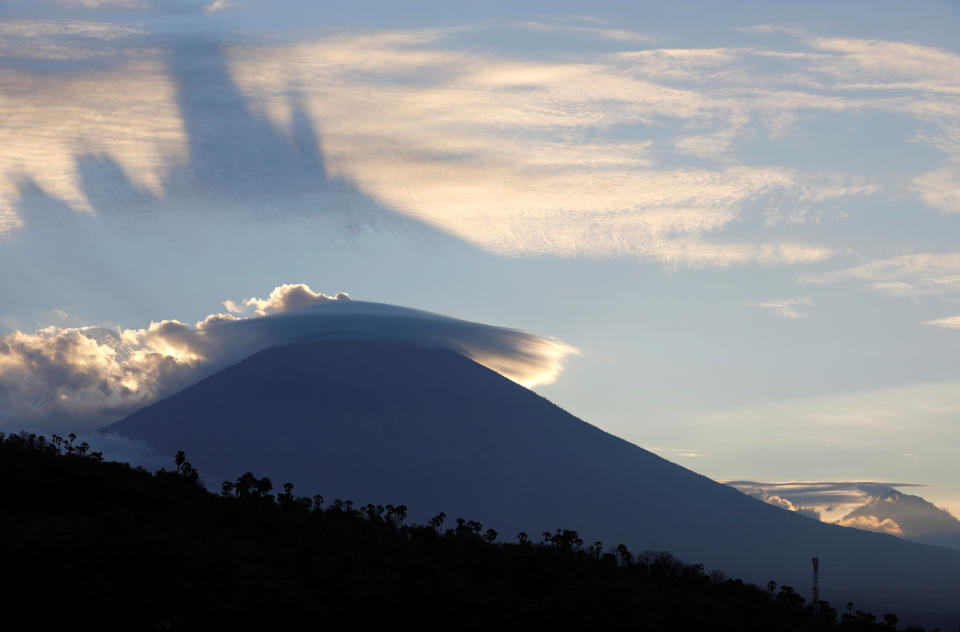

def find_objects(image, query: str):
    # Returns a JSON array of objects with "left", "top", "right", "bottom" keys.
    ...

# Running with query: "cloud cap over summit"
[{"left": 0, "top": 284, "right": 575, "bottom": 432}]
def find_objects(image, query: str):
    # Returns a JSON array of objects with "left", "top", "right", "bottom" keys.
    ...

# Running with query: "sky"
[{"left": 1, "top": 0, "right": 959, "bottom": 519}]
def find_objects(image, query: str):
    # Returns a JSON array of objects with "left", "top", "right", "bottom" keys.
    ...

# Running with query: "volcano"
[{"left": 107, "top": 338, "right": 960, "bottom": 627}]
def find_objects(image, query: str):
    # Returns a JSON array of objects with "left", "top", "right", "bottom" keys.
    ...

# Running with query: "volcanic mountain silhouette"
[
  {"left": 107, "top": 339, "right": 960, "bottom": 627},
  {"left": 841, "top": 488, "right": 960, "bottom": 551}
]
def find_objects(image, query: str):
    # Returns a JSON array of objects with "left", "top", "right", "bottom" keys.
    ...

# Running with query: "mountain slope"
[
  {"left": 0, "top": 432, "right": 900, "bottom": 632},
  {"left": 106, "top": 339, "right": 960, "bottom": 627}
]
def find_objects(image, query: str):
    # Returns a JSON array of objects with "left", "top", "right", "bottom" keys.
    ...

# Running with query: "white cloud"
[
  {"left": 807, "top": 37, "right": 960, "bottom": 95},
  {"left": 764, "top": 494, "right": 798, "bottom": 511},
  {"left": 730, "top": 479, "right": 960, "bottom": 540},
  {"left": 617, "top": 47, "right": 747, "bottom": 84},
  {"left": 217, "top": 30, "right": 923, "bottom": 265},
  {"left": 0, "top": 19, "right": 951, "bottom": 269},
  {"left": 747, "top": 297, "right": 812, "bottom": 319},
  {"left": 728, "top": 480, "right": 918, "bottom": 524},
  {"left": 222, "top": 299, "right": 243, "bottom": 314},
  {"left": 204, "top": 0, "right": 233, "bottom": 13},
  {"left": 0, "top": 284, "right": 576, "bottom": 432},
  {"left": 914, "top": 166, "right": 960, "bottom": 214},
  {"left": 835, "top": 514, "right": 903, "bottom": 535},
  {"left": 54, "top": 0, "right": 149, "bottom": 8},
  {"left": 0, "top": 20, "right": 146, "bottom": 42},
  {"left": 672, "top": 128, "right": 742, "bottom": 162},
  {"left": 216, "top": 31, "right": 879, "bottom": 266},
  {"left": 802, "top": 253, "right": 960, "bottom": 299},
  {"left": 0, "top": 51, "right": 187, "bottom": 223},
  {"left": 241, "top": 283, "right": 350, "bottom": 317},
  {"left": 512, "top": 20, "right": 655, "bottom": 43},
  {"left": 925, "top": 315, "right": 960, "bottom": 329}
]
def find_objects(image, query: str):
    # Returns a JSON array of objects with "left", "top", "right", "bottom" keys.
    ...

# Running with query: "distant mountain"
[
  {"left": 106, "top": 339, "right": 960, "bottom": 628},
  {"left": 725, "top": 480, "right": 960, "bottom": 552},
  {"left": 840, "top": 488, "right": 960, "bottom": 550}
]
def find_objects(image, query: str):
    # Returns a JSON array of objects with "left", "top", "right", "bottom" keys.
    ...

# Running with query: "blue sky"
[{"left": 1, "top": 0, "right": 959, "bottom": 519}]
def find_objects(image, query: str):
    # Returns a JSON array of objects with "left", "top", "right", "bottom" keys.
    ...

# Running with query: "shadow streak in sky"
[
  {"left": 18, "top": 34, "right": 472, "bottom": 242},
  {"left": 4, "top": 33, "right": 482, "bottom": 327}
]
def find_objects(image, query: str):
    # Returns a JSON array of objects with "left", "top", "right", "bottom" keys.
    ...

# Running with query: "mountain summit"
[{"left": 106, "top": 338, "right": 960, "bottom": 627}]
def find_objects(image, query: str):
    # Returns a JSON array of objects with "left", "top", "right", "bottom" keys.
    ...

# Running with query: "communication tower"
[{"left": 811, "top": 557, "right": 820, "bottom": 604}]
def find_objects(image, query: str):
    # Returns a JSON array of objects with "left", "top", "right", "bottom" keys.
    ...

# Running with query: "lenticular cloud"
[{"left": 0, "top": 283, "right": 576, "bottom": 432}]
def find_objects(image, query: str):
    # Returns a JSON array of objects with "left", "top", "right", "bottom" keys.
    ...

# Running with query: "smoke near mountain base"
[{"left": 0, "top": 283, "right": 576, "bottom": 432}]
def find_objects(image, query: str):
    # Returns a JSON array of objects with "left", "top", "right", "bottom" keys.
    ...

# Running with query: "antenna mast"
[{"left": 811, "top": 557, "right": 820, "bottom": 604}]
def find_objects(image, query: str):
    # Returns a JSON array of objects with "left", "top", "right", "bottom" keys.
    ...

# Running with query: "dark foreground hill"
[
  {"left": 107, "top": 339, "right": 960, "bottom": 628},
  {"left": 0, "top": 432, "right": 925, "bottom": 631}
]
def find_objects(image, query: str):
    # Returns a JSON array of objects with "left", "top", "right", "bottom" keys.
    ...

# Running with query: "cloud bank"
[
  {"left": 729, "top": 480, "right": 960, "bottom": 546},
  {"left": 6, "top": 17, "right": 938, "bottom": 267},
  {"left": 2, "top": 12, "right": 958, "bottom": 282},
  {"left": 0, "top": 283, "right": 576, "bottom": 433},
  {"left": 727, "top": 480, "right": 919, "bottom": 524}
]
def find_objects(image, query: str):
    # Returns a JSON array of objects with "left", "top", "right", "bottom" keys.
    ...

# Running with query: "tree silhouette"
[
  {"left": 170, "top": 451, "right": 199, "bottom": 482},
  {"left": 279, "top": 482, "right": 294, "bottom": 502},
  {"left": 363, "top": 503, "right": 385, "bottom": 521},
  {"left": 0, "top": 432, "right": 919, "bottom": 632},
  {"left": 385, "top": 504, "right": 408, "bottom": 527},
  {"left": 589, "top": 541, "right": 603, "bottom": 560},
  {"left": 257, "top": 477, "right": 273, "bottom": 499},
  {"left": 234, "top": 472, "right": 257, "bottom": 497}
]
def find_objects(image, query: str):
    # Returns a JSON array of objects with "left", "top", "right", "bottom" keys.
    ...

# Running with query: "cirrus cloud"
[
  {"left": 1, "top": 19, "right": 910, "bottom": 268},
  {"left": 801, "top": 253, "right": 960, "bottom": 300},
  {"left": 747, "top": 297, "right": 813, "bottom": 319}
]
